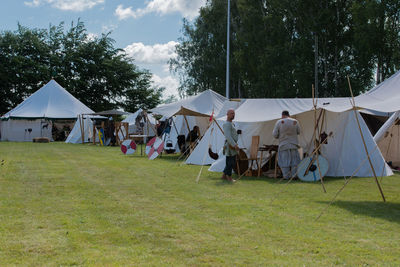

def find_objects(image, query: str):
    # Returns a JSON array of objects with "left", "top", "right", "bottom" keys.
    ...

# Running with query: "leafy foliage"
[
  {"left": 0, "top": 20, "right": 163, "bottom": 115},
  {"left": 171, "top": 0, "right": 400, "bottom": 98}
]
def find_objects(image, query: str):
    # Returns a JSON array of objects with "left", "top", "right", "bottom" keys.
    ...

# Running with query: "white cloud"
[
  {"left": 152, "top": 74, "right": 180, "bottom": 97},
  {"left": 85, "top": 32, "right": 98, "bottom": 41},
  {"left": 115, "top": 0, "right": 206, "bottom": 20},
  {"left": 124, "top": 41, "right": 178, "bottom": 64},
  {"left": 24, "top": 0, "right": 104, "bottom": 11},
  {"left": 24, "top": 0, "right": 40, "bottom": 7}
]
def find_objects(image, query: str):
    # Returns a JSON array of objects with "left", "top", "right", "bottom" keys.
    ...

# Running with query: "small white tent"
[
  {"left": 150, "top": 89, "right": 226, "bottom": 118},
  {"left": 206, "top": 98, "right": 392, "bottom": 177},
  {"left": 65, "top": 117, "right": 98, "bottom": 144},
  {"left": 122, "top": 109, "right": 157, "bottom": 136},
  {"left": 1, "top": 80, "right": 94, "bottom": 142},
  {"left": 186, "top": 100, "right": 245, "bottom": 165},
  {"left": 150, "top": 89, "right": 227, "bottom": 152},
  {"left": 374, "top": 111, "right": 400, "bottom": 167}
]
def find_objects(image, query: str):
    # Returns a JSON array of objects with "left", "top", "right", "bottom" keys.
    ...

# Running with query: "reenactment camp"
[{"left": 1, "top": 0, "right": 400, "bottom": 265}]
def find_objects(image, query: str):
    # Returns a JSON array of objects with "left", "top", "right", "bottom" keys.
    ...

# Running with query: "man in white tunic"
[
  {"left": 222, "top": 109, "right": 239, "bottom": 182},
  {"left": 272, "top": 110, "right": 301, "bottom": 179}
]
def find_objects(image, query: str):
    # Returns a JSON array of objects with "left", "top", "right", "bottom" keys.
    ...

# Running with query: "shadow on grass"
[
  {"left": 319, "top": 200, "right": 400, "bottom": 224},
  {"left": 157, "top": 154, "right": 186, "bottom": 162}
]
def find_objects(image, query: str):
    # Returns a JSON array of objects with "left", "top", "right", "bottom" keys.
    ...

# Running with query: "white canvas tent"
[
  {"left": 1, "top": 80, "right": 94, "bottom": 142},
  {"left": 374, "top": 111, "right": 400, "bottom": 167},
  {"left": 186, "top": 100, "right": 245, "bottom": 165},
  {"left": 122, "top": 109, "right": 157, "bottom": 136},
  {"left": 150, "top": 89, "right": 226, "bottom": 118},
  {"left": 65, "top": 117, "right": 98, "bottom": 144},
  {"left": 205, "top": 98, "right": 392, "bottom": 177},
  {"left": 150, "top": 89, "right": 227, "bottom": 152},
  {"left": 355, "top": 70, "right": 400, "bottom": 168}
]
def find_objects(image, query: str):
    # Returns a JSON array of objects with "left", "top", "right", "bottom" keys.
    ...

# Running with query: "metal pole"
[
  {"left": 314, "top": 33, "right": 318, "bottom": 97},
  {"left": 225, "top": 0, "right": 231, "bottom": 99}
]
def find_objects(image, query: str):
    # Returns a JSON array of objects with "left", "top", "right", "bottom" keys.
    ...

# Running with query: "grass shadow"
[{"left": 319, "top": 200, "right": 400, "bottom": 224}]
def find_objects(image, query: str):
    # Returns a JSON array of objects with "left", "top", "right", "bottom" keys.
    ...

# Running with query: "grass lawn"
[{"left": 0, "top": 142, "right": 399, "bottom": 266}]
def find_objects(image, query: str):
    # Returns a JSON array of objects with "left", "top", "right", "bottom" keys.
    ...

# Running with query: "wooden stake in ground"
[{"left": 347, "top": 76, "right": 385, "bottom": 202}]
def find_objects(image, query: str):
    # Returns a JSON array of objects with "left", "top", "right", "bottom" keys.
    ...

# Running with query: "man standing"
[
  {"left": 272, "top": 110, "right": 301, "bottom": 179},
  {"left": 222, "top": 109, "right": 239, "bottom": 182}
]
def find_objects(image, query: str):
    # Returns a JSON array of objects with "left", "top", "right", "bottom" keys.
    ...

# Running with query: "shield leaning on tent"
[{"left": 297, "top": 155, "right": 329, "bottom": 182}]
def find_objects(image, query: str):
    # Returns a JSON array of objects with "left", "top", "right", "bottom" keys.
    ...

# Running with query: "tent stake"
[{"left": 347, "top": 76, "right": 385, "bottom": 202}]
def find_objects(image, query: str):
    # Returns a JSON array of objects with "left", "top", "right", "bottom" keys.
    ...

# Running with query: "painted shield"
[
  {"left": 146, "top": 137, "right": 164, "bottom": 160},
  {"left": 297, "top": 155, "right": 329, "bottom": 182},
  {"left": 121, "top": 140, "right": 137, "bottom": 155}
]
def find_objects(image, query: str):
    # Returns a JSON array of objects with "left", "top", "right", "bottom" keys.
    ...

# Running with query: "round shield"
[
  {"left": 297, "top": 155, "right": 329, "bottom": 182},
  {"left": 121, "top": 140, "right": 137, "bottom": 155},
  {"left": 146, "top": 137, "right": 164, "bottom": 160}
]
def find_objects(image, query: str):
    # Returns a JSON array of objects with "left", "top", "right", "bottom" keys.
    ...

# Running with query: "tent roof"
[
  {"left": 355, "top": 70, "right": 400, "bottom": 113},
  {"left": 225, "top": 97, "right": 352, "bottom": 122},
  {"left": 2, "top": 79, "right": 94, "bottom": 119},
  {"left": 88, "top": 109, "right": 129, "bottom": 116},
  {"left": 150, "top": 89, "right": 227, "bottom": 118},
  {"left": 122, "top": 109, "right": 156, "bottom": 125}
]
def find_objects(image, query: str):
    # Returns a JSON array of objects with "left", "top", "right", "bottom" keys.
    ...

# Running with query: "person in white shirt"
[
  {"left": 272, "top": 110, "right": 301, "bottom": 179},
  {"left": 222, "top": 109, "right": 239, "bottom": 182}
]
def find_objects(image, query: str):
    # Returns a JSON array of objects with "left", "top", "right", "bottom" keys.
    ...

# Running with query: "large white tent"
[
  {"left": 0, "top": 80, "right": 94, "bottom": 142},
  {"left": 204, "top": 97, "right": 392, "bottom": 177}
]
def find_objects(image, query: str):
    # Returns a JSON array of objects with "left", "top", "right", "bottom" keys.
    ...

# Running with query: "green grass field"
[{"left": 0, "top": 142, "right": 399, "bottom": 266}]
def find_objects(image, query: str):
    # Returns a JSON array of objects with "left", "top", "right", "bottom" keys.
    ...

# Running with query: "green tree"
[
  {"left": 171, "top": 0, "right": 400, "bottom": 99},
  {"left": 0, "top": 20, "right": 163, "bottom": 115}
]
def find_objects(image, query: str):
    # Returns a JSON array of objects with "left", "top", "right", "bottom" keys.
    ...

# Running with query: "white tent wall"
[
  {"left": 122, "top": 109, "right": 157, "bottom": 136},
  {"left": 185, "top": 120, "right": 226, "bottom": 165},
  {"left": 1, "top": 80, "right": 95, "bottom": 142},
  {"left": 65, "top": 117, "right": 98, "bottom": 144},
  {"left": 185, "top": 100, "right": 245, "bottom": 165},
  {"left": 0, "top": 119, "right": 52, "bottom": 141},
  {"left": 374, "top": 111, "right": 400, "bottom": 166},
  {"left": 209, "top": 110, "right": 392, "bottom": 177},
  {"left": 163, "top": 115, "right": 210, "bottom": 152}
]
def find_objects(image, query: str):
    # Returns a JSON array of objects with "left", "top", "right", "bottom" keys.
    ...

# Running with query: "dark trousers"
[{"left": 223, "top": 155, "right": 236, "bottom": 176}]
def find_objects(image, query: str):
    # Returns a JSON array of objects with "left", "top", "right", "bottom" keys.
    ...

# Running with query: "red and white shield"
[
  {"left": 121, "top": 140, "right": 137, "bottom": 155},
  {"left": 146, "top": 137, "right": 164, "bottom": 160}
]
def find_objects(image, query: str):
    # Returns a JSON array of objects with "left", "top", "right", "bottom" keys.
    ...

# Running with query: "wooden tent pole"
[
  {"left": 347, "top": 76, "right": 385, "bottom": 202},
  {"left": 92, "top": 120, "right": 96, "bottom": 145},
  {"left": 79, "top": 115, "right": 84, "bottom": 144},
  {"left": 312, "top": 85, "right": 327, "bottom": 193},
  {"left": 213, "top": 118, "right": 224, "bottom": 135},
  {"left": 144, "top": 112, "right": 157, "bottom": 135}
]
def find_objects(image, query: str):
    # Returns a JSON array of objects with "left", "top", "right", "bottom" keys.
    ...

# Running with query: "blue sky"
[{"left": 0, "top": 0, "right": 207, "bottom": 98}]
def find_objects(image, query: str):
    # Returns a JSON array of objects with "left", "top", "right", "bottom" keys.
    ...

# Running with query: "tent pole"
[
  {"left": 144, "top": 112, "right": 157, "bottom": 135},
  {"left": 347, "top": 76, "right": 385, "bottom": 202},
  {"left": 213, "top": 118, "right": 224, "bottom": 135},
  {"left": 92, "top": 121, "right": 96, "bottom": 145},
  {"left": 78, "top": 115, "right": 84, "bottom": 144},
  {"left": 312, "top": 85, "right": 326, "bottom": 193}
]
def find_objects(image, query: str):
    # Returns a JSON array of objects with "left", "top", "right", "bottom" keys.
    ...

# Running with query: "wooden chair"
[{"left": 237, "top": 136, "right": 261, "bottom": 179}]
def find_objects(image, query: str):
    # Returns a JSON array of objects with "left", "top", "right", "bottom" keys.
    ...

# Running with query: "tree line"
[
  {"left": 0, "top": 20, "right": 163, "bottom": 115},
  {"left": 170, "top": 0, "right": 400, "bottom": 98}
]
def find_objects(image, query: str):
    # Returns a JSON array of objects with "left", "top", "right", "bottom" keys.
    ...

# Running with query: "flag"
[{"left": 209, "top": 110, "right": 214, "bottom": 122}]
